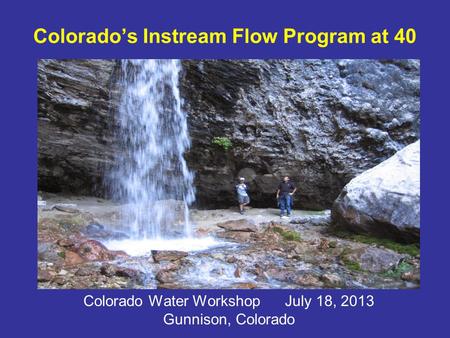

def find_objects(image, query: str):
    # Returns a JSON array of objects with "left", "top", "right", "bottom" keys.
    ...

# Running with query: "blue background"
[{"left": 1, "top": 0, "right": 448, "bottom": 336}]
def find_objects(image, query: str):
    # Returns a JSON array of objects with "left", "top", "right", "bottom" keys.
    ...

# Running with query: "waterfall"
[{"left": 110, "top": 59, "right": 195, "bottom": 239}]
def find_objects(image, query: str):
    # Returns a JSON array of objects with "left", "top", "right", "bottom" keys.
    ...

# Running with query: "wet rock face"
[
  {"left": 38, "top": 59, "right": 119, "bottom": 195},
  {"left": 331, "top": 141, "right": 420, "bottom": 242},
  {"left": 38, "top": 59, "right": 420, "bottom": 209},
  {"left": 180, "top": 59, "right": 420, "bottom": 209}
]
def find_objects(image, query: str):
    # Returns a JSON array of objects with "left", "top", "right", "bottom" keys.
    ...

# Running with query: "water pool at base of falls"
[{"left": 102, "top": 237, "right": 233, "bottom": 257}]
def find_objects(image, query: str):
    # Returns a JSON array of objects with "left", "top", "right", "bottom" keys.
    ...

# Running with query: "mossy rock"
[
  {"left": 330, "top": 229, "right": 420, "bottom": 257},
  {"left": 272, "top": 226, "right": 302, "bottom": 242},
  {"left": 341, "top": 255, "right": 362, "bottom": 271},
  {"left": 339, "top": 249, "right": 362, "bottom": 271}
]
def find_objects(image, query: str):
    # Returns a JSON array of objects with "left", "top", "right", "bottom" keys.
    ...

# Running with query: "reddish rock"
[
  {"left": 216, "top": 231, "right": 253, "bottom": 243},
  {"left": 64, "top": 250, "right": 85, "bottom": 266},
  {"left": 401, "top": 271, "right": 420, "bottom": 283},
  {"left": 226, "top": 256, "right": 237, "bottom": 263},
  {"left": 57, "top": 238, "right": 76, "bottom": 248},
  {"left": 321, "top": 273, "right": 343, "bottom": 287},
  {"left": 77, "top": 240, "right": 115, "bottom": 261},
  {"left": 157, "top": 282, "right": 183, "bottom": 289},
  {"left": 195, "top": 227, "right": 212, "bottom": 237},
  {"left": 110, "top": 250, "right": 129, "bottom": 258},
  {"left": 234, "top": 267, "right": 241, "bottom": 278},
  {"left": 266, "top": 268, "right": 295, "bottom": 282},
  {"left": 231, "top": 282, "right": 257, "bottom": 289},
  {"left": 295, "top": 274, "right": 323, "bottom": 287},
  {"left": 52, "top": 276, "right": 67, "bottom": 285},
  {"left": 100, "top": 263, "right": 144, "bottom": 282},
  {"left": 216, "top": 219, "right": 257, "bottom": 232},
  {"left": 38, "top": 269, "right": 55, "bottom": 282},
  {"left": 156, "top": 270, "right": 175, "bottom": 284},
  {"left": 152, "top": 250, "right": 188, "bottom": 263},
  {"left": 318, "top": 238, "right": 330, "bottom": 251},
  {"left": 75, "top": 265, "right": 98, "bottom": 276}
]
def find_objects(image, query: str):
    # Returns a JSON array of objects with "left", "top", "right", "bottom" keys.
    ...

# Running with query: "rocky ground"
[{"left": 37, "top": 195, "right": 420, "bottom": 289}]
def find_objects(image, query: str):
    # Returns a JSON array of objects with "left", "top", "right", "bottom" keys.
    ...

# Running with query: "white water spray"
[{"left": 110, "top": 60, "right": 195, "bottom": 239}]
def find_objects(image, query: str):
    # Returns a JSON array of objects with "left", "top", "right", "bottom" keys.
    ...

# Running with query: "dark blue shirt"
[{"left": 278, "top": 181, "right": 295, "bottom": 195}]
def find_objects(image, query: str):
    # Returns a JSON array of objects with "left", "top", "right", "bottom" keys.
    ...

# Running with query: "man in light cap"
[{"left": 235, "top": 177, "right": 250, "bottom": 215}]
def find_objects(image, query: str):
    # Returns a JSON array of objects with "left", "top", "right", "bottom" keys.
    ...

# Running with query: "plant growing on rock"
[
  {"left": 272, "top": 226, "right": 302, "bottom": 242},
  {"left": 382, "top": 261, "right": 413, "bottom": 278},
  {"left": 330, "top": 229, "right": 420, "bottom": 257},
  {"left": 339, "top": 248, "right": 362, "bottom": 271},
  {"left": 212, "top": 136, "right": 232, "bottom": 151},
  {"left": 341, "top": 255, "right": 362, "bottom": 272}
]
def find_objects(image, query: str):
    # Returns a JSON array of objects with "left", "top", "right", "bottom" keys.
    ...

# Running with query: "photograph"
[{"left": 37, "top": 58, "right": 420, "bottom": 289}]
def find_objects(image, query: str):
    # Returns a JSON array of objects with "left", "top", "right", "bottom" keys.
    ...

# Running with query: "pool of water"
[{"left": 102, "top": 237, "right": 232, "bottom": 256}]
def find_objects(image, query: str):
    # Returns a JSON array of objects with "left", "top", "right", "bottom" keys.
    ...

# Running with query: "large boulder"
[
  {"left": 76, "top": 240, "right": 127, "bottom": 261},
  {"left": 331, "top": 141, "right": 420, "bottom": 242}
]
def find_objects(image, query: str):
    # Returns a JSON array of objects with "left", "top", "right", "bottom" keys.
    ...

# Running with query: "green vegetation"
[
  {"left": 341, "top": 256, "right": 362, "bottom": 271},
  {"left": 212, "top": 137, "right": 232, "bottom": 151},
  {"left": 272, "top": 227, "right": 302, "bottom": 242},
  {"left": 330, "top": 230, "right": 420, "bottom": 257},
  {"left": 328, "top": 241, "right": 337, "bottom": 248},
  {"left": 57, "top": 251, "right": 66, "bottom": 259},
  {"left": 339, "top": 248, "right": 362, "bottom": 271},
  {"left": 56, "top": 215, "right": 92, "bottom": 233},
  {"left": 382, "top": 261, "right": 413, "bottom": 278}
]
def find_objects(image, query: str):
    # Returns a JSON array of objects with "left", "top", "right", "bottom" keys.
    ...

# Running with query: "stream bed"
[{"left": 37, "top": 197, "right": 420, "bottom": 290}]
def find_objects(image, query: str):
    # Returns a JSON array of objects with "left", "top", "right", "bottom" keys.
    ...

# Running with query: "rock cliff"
[
  {"left": 181, "top": 59, "right": 420, "bottom": 208},
  {"left": 38, "top": 59, "right": 118, "bottom": 195},
  {"left": 38, "top": 59, "right": 420, "bottom": 209}
]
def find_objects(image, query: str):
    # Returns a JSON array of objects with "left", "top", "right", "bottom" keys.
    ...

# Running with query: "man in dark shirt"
[{"left": 276, "top": 176, "right": 297, "bottom": 217}]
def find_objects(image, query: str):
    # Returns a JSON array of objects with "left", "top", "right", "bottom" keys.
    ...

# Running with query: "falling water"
[{"left": 110, "top": 59, "right": 195, "bottom": 239}]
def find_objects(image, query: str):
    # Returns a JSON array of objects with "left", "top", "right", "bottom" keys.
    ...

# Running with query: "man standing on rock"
[
  {"left": 236, "top": 177, "right": 250, "bottom": 215},
  {"left": 276, "top": 176, "right": 297, "bottom": 218}
]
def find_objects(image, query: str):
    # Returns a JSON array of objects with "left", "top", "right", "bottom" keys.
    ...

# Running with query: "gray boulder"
[
  {"left": 331, "top": 141, "right": 420, "bottom": 242},
  {"left": 342, "top": 246, "right": 405, "bottom": 273}
]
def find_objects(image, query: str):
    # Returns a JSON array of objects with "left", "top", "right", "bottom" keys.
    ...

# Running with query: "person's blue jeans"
[{"left": 279, "top": 194, "right": 292, "bottom": 216}]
